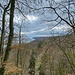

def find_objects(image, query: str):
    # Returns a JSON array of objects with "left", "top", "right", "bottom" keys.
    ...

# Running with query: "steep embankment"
[{"left": 8, "top": 34, "right": 75, "bottom": 75}]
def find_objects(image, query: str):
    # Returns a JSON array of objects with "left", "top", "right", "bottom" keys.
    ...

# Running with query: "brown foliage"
[
  {"left": 4, "top": 62, "right": 22, "bottom": 74},
  {"left": 10, "top": 44, "right": 25, "bottom": 49}
]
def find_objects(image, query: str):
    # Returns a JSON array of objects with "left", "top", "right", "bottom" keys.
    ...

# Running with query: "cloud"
[
  {"left": 21, "top": 24, "right": 72, "bottom": 38},
  {"left": 26, "top": 15, "right": 38, "bottom": 22},
  {"left": 21, "top": 27, "right": 48, "bottom": 35},
  {"left": 52, "top": 25, "right": 71, "bottom": 31}
]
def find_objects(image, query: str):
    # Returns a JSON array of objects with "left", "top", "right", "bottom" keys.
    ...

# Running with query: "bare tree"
[
  {"left": 24, "top": 0, "right": 75, "bottom": 34},
  {"left": 0, "top": 0, "right": 15, "bottom": 75},
  {"left": 0, "top": 0, "right": 10, "bottom": 56}
]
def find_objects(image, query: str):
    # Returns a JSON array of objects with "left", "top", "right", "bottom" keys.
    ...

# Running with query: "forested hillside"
[
  {"left": 0, "top": 0, "right": 75, "bottom": 75},
  {"left": 3, "top": 34, "right": 75, "bottom": 75}
]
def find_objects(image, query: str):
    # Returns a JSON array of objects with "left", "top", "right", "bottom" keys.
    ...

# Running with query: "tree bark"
[
  {"left": 3, "top": 0, "right": 15, "bottom": 62},
  {"left": 0, "top": 0, "right": 15, "bottom": 75},
  {"left": 0, "top": 1, "right": 10, "bottom": 56}
]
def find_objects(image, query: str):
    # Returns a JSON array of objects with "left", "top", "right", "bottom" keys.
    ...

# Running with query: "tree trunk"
[
  {"left": 0, "top": 0, "right": 10, "bottom": 56},
  {"left": 0, "top": 9, "right": 6, "bottom": 56},
  {"left": 3, "top": 0, "right": 15, "bottom": 62},
  {"left": 0, "top": 0, "right": 15, "bottom": 75},
  {"left": 16, "top": 26, "right": 22, "bottom": 75}
]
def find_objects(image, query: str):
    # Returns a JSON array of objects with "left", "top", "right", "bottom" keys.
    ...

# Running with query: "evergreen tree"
[
  {"left": 28, "top": 50, "right": 36, "bottom": 75},
  {"left": 38, "top": 55, "right": 46, "bottom": 75},
  {"left": 38, "top": 64, "right": 45, "bottom": 75}
]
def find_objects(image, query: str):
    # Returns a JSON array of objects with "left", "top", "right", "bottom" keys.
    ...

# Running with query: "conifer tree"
[{"left": 28, "top": 50, "right": 36, "bottom": 75}]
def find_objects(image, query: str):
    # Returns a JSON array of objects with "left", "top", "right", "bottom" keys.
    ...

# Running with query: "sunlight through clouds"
[
  {"left": 14, "top": 15, "right": 22, "bottom": 23},
  {"left": 14, "top": 15, "right": 38, "bottom": 23},
  {"left": 26, "top": 15, "right": 38, "bottom": 22}
]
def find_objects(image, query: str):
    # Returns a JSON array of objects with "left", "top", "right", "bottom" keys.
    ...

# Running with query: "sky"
[
  {"left": 14, "top": 14, "right": 72, "bottom": 43},
  {"left": 0, "top": 0, "right": 73, "bottom": 43}
]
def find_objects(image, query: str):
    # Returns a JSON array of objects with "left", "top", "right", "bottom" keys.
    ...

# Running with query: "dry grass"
[{"left": 4, "top": 62, "right": 22, "bottom": 74}]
